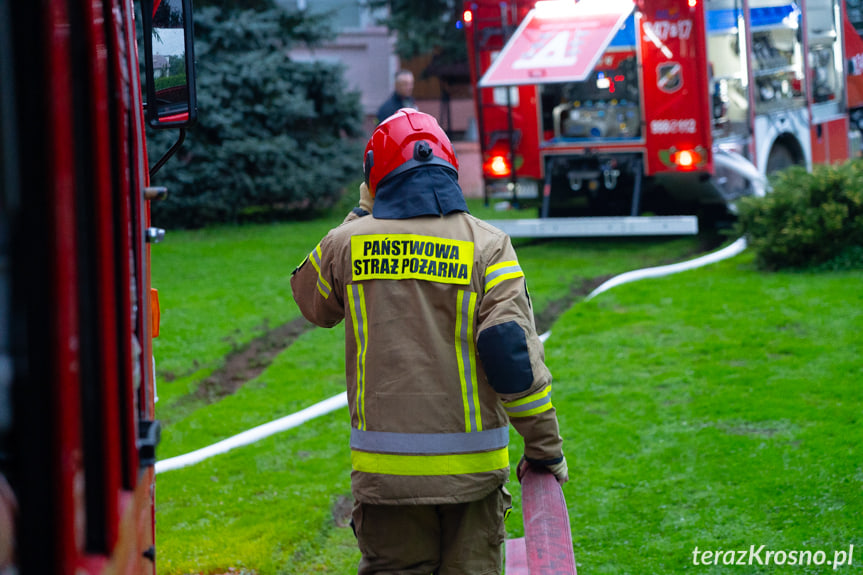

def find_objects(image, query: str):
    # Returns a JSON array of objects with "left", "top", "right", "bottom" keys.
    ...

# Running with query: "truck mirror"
[{"left": 142, "top": 0, "right": 197, "bottom": 129}]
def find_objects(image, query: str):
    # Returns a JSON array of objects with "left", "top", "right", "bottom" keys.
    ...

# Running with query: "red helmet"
[{"left": 364, "top": 108, "right": 459, "bottom": 196}]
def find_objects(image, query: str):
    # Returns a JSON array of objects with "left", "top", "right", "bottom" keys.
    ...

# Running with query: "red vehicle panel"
[
  {"left": 844, "top": 11, "right": 863, "bottom": 110},
  {"left": 2, "top": 0, "right": 194, "bottom": 572},
  {"left": 638, "top": 0, "right": 713, "bottom": 175},
  {"left": 465, "top": 1, "right": 543, "bottom": 184}
]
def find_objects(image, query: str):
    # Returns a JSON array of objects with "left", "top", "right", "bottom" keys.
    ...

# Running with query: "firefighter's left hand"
[
  {"left": 359, "top": 182, "right": 374, "bottom": 214},
  {"left": 547, "top": 458, "right": 569, "bottom": 484}
]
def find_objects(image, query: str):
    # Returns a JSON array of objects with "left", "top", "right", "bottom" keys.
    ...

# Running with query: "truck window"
[
  {"left": 807, "top": 0, "right": 843, "bottom": 109},
  {"left": 749, "top": 2, "right": 806, "bottom": 114},
  {"left": 540, "top": 52, "right": 641, "bottom": 142},
  {"left": 706, "top": 0, "right": 752, "bottom": 140}
]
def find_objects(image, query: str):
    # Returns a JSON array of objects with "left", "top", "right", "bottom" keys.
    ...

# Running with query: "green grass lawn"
[
  {"left": 551, "top": 255, "right": 862, "bottom": 574},
  {"left": 152, "top": 209, "right": 862, "bottom": 574}
]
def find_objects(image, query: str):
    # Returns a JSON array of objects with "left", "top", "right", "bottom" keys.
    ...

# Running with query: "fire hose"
[{"left": 506, "top": 465, "right": 577, "bottom": 574}]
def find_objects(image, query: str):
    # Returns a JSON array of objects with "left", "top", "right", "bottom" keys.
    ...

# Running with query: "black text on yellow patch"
[{"left": 350, "top": 234, "right": 474, "bottom": 285}]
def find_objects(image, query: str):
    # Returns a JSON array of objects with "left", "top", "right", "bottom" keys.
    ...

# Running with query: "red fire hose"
[{"left": 505, "top": 466, "right": 577, "bottom": 574}]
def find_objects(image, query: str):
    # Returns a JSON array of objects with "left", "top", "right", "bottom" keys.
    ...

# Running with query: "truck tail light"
[
  {"left": 485, "top": 154, "right": 512, "bottom": 177},
  {"left": 463, "top": 10, "right": 473, "bottom": 24},
  {"left": 675, "top": 149, "right": 696, "bottom": 167},
  {"left": 671, "top": 148, "right": 703, "bottom": 169}
]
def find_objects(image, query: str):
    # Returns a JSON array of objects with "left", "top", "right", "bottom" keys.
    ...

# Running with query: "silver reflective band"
[
  {"left": 351, "top": 426, "right": 509, "bottom": 454},
  {"left": 505, "top": 395, "right": 550, "bottom": 414},
  {"left": 457, "top": 290, "right": 480, "bottom": 432},
  {"left": 348, "top": 283, "right": 368, "bottom": 430},
  {"left": 485, "top": 264, "right": 522, "bottom": 284}
]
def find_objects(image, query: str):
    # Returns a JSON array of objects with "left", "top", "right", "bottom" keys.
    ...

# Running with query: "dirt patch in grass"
[
  {"left": 180, "top": 278, "right": 613, "bottom": 408},
  {"left": 531, "top": 232, "right": 730, "bottom": 334},
  {"left": 169, "top": 317, "right": 315, "bottom": 414},
  {"left": 533, "top": 275, "right": 614, "bottom": 334},
  {"left": 182, "top": 234, "right": 724, "bottom": 406}
]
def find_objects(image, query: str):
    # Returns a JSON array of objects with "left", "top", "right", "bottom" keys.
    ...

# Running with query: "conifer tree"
[{"left": 149, "top": 2, "right": 363, "bottom": 228}]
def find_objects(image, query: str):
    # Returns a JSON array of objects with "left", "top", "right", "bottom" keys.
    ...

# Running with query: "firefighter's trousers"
[{"left": 351, "top": 485, "right": 511, "bottom": 575}]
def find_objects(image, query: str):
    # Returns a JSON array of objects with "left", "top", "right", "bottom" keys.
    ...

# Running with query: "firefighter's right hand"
[
  {"left": 359, "top": 182, "right": 374, "bottom": 214},
  {"left": 517, "top": 455, "right": 569, "bottom": 485}
]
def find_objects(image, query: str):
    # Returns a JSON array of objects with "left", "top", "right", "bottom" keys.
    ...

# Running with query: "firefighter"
[{"left": 290, "top": 109, "right": 566, "bottom": 575}]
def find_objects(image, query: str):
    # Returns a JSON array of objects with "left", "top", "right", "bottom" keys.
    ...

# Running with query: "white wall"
[{"left": 290, "top": 27, "right": 396, "bottom": 121}]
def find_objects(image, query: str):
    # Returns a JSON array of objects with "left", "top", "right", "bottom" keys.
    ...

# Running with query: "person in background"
[
  {"left": 376, "top": 70, "right": 416, "bottom": 123},
  {"left": 290, "top": 109, "right": 566, "bottom": 574}
]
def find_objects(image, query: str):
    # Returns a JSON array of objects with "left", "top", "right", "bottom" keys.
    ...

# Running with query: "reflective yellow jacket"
[{"left": 290, "top": 171, "right": 563, "bottom": 505}]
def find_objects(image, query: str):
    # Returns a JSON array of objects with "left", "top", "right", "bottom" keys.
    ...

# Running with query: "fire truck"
[
  {"left": 463, "top": 0, "right": 857, "bottom": 236},
  {"left": 1, "top": 0, "right": 194, "bottom": 572},
  {"left": 845, "top": 1, "right": 863, "bottom": 124}
]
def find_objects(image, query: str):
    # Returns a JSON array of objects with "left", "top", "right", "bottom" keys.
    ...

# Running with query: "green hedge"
[{"left": 736, "top": 160, "right": 863, "bottom": 270}]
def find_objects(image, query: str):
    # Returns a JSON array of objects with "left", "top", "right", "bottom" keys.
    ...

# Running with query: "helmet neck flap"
[{"left": 372, "top": 165, "right": 469, "bottom": 220}]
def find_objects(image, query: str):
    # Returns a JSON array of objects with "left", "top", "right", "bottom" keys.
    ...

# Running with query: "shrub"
[
  {"left": 147, "top": 5, "right": 364, "bottom": 229},
  {"left": 736, "top": 160, "right": 863, "bottom": 270}
]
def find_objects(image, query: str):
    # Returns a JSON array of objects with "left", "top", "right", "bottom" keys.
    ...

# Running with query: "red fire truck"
[
  {"left": 845, "top": 1, "right": 863, "bottom": 124},
  {"left": 463, "top": 0, "right": 857, "bottom": 236},
  {"left": 1, "top": 0, "right": 195, "bottom": 573}
]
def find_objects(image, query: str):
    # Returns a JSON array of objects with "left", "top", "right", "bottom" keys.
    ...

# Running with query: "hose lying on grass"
[{"left": 156, "top": 237, "right": 748, "bottom": 474}]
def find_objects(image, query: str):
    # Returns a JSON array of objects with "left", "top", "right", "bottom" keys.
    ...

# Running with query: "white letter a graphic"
[{"left": 513, "top": 31, "right": 577, "bottom": 69}]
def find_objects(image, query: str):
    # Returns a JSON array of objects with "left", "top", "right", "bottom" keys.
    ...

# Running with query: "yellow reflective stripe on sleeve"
[
  {"left": 347, "top": 284, "right": 368, "bottom": 430},
  {"left": 455, "top": 290, "right": 481, "bottom": 432},
  {"left": 507, "top": 403, "right": 553, "bottom": 417},
  {"left": 503, "top": 386, "right": 553, "bottom": 418},
  {"left": 310, "top": 244, "right": 332, "bottom": 298},
  {"left": 351, "top": 447, "right": 509, "bottom": 476},
  {"left": 503, "top": 385, "right": 551, "bottom": 408},
  {"left": 309, "top": 245, "right": 323, "bottom": 273},
  {"left": 484, "top": 260, "right": 524, "bottom": 293}
]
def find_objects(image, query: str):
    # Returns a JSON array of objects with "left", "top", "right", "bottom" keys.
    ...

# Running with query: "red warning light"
[
  {"left": 463, "top": 10, "right": 473, "bottom": 24},
  {"left": 486, "top": 155, "right": 511, "bottom": 177},
  {"left": 671, "top": 148, "right": 703, "bottom": 169},
  {"left": 677, "top": 150, "right": 695, "bottom": 167}
]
